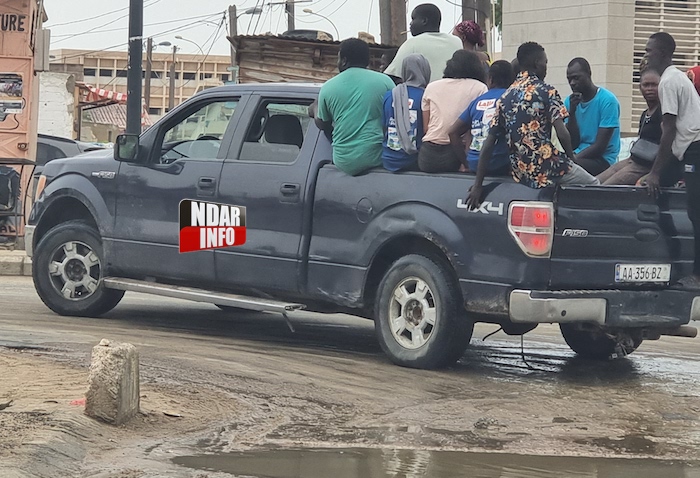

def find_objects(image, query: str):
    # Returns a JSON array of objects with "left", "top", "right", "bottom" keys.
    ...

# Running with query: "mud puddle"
[{"left": 173, "top": 448, "right": 700, "bottom": 477}]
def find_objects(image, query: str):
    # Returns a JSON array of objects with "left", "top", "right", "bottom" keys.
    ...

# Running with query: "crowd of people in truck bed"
[{"left": 309, "top": 2, "right": 700, "bottom": 289}]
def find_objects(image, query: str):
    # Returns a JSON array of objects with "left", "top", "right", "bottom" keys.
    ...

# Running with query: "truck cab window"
[
  {"left": 239, "top": 100, "right": 312, "bottom": 163},
  {"left": 159, "top": 100, "right": 237, "bottom": 164}
]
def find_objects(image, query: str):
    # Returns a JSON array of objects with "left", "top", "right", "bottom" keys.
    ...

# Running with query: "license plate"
[{"left": 615, "top": 264, "right": 671, "bottom": 283}]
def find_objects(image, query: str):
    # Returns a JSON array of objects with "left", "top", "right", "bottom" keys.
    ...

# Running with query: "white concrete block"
[
  {"left": 85, "top": 339, "right": 140, "bottom": 425},
  {"left": 0, "top": 254, "right": 24, "bottom": 275}
]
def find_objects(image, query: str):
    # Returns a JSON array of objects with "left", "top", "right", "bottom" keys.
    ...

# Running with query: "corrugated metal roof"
[
  {"left": 229, "top": 34, "right": 398, "bottom": 49},
  {"left": 83, "top": 103, "right": 153, "bottom": 129},
  {"left": 84, "top": 104, "right": 127, "bottom": 129},
  {"left": 228, "top": 35, "right": 396, "bottom": 84}
]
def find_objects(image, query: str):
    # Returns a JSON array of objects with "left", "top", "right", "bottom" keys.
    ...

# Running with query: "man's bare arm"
[
  {"left": 645, "top": 113, "right": 677, "bottom": 197},
  {"left": 310, "top": 99, "right": 333, "bottom": 137},
  {"left": 448, "top": 118, "right": 470, "bottom": 167},
  {"left": 466, "top": 131, "right": 498, "bottom": 210},
  {"left": 553, "top": 118, "right": 576, "bottom": 160},
  {"left": 566, "top": 96, "right": 582, "bottom": 149},
  {"left": 575, "top": 127, "right": 615, "bottom": 160}
]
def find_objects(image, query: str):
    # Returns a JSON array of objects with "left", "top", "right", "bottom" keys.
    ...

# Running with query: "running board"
[{"left": 103, "top": 278, "right": 306, "bottom": 313}]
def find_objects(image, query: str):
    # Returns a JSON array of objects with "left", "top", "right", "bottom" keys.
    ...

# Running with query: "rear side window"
[{"left": 238, "top": 100, "right": 313, "bottom": 163}]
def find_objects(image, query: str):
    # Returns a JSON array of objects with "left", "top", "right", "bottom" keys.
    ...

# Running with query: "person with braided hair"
[{"left": 453, "top": 20, "right": 490, "bottom": 67}]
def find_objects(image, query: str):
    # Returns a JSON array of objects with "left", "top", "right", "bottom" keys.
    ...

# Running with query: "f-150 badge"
[
  {"left": 562, "top": 229, "right": 589, "bottom": 237},
  {"left": 91, "top": 171, "right": 115, "bottom": 179}
]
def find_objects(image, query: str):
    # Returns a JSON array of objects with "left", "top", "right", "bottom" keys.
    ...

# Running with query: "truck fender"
[{"left": 32, "top": 174, "right": 113, "bottom": 240}]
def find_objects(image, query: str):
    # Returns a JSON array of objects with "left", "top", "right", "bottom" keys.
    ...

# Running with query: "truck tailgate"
[{"left": 550, "top": 185, "right": 693, "bottom": 289}]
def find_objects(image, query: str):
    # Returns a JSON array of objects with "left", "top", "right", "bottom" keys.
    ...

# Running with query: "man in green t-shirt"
[{"left": 313, "top": 38, "right": 395, "bottom": 176}]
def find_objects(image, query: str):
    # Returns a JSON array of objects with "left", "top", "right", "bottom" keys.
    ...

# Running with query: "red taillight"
[
  {"left": 510, "top": 205, "right": 551, "bottom": 228},
  {"left": 508, "top": 202, "right": 554, "bottom": 257}
]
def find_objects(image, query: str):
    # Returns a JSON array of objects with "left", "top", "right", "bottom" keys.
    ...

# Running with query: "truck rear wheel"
[
  {"left": 560, "top": 324, "right": 642, "bottom": 360},
  {"left": 375, "top": 254, "right": 473, "bottom": 369},
  {"left": 33, "top": 220, "right": 124, "bottom": 317}
]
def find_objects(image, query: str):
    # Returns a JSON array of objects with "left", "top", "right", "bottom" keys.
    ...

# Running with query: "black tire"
[
  {"left": 374, "top": 254, "right": 473, "bottom": 369},
  {"left": 560, "top": 324, "right": 642, "bottom": 360},
  {"left": 33, "top": 220, "right": 124, "bottom": 317}
]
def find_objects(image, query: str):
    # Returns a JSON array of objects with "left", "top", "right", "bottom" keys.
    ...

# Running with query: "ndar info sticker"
[{"left": 179, "top": 200, "right": 247, "bottom": 253}]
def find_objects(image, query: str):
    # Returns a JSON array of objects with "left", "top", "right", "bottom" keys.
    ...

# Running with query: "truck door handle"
[
  {"left": 280, "top": 183, "right": 300, "bottom": 195},
  {"left": 198, "top": 177, "right": 216, "bottom": 189},
  {"left": 638, "top": 204, "right": 660, "bottom": 222}
]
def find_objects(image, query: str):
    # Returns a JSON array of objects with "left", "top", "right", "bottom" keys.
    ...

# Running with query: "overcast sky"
[{"left": 44, "top": 0, "right": 483, "bottom": 56}]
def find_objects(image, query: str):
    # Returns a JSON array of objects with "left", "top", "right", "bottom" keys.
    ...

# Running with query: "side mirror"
[{"left": 114, "top": 134, "right": 141, "bottom": 162}]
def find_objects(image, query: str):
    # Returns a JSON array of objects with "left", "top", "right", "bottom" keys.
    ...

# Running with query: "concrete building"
[
  {"left": 38, "top": 72, "right": 75, "bottom": 138},
  {"left": 502, "top": 0, "right": 700, "bottom": 134},
  {"left": 49, "top": 49, "right": 233, "bottom": 119}
]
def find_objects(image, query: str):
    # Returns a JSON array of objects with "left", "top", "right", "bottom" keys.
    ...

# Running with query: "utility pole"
[
  {"left": 461, "top": 0, "right": 491, "bottom": 34},
  {"left": 379, "top": 0, "right": 406, "bottom": 47},
  {"left": 169, "top": 45, "right": 177, "bottom": 111},
  {"left": 228, "top": 5, "right": 237, "bottom": 66},
  {"left": 144, "top": 37, "right": 152, "bottom": 110},
  {"left": 126, "top": 0, "right": 143, "bottom": 135},
  {"left": 285, "top": 1, "right": 295, "bottom": 31}
]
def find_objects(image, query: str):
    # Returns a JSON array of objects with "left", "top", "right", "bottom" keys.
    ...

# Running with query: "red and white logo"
[{"left": 179, "top": 200, "right": 247, "bottom": 253}]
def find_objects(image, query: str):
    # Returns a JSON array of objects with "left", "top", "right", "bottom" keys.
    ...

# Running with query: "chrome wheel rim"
[
  {"left": 48, "top": 240, "right": 101, "bottom": 301},
  {"left": 388, "top": 277, "right": 437, "bottom": 349}
]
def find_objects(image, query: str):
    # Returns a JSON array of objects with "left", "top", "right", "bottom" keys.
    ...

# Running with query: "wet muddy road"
[{"left": 0, "top": 276, "right": 699, "bottom": 476}]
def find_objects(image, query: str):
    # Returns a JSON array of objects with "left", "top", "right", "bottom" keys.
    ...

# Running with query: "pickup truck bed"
[{"left": 25, "top": 83, "right": 700, "bottom": 370}]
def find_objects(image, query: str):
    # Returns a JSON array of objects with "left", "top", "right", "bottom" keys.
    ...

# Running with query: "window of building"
[
  {"left": 183, "top": 72, "right": 197, "bottom": 80},
  {"left": 117, "top": 70, "right": 128, "bottom": 78},
  {"left": 220, "top": 74, "right": 230, "bottom": 82},
  {"left": 166, "top": 72, "right": 180, "bottom": 80},
  {"left": 99, "top": 69, "right": 113, "bottom": 77},
  {"left": 83, "top": 68, "right": 96, "bottom": 77},
  {"left": 632, "top": 0, "right": 700, "bottom": 129},
  {"left": 148, "top": 107, "right": 162, "bottom": 115}
]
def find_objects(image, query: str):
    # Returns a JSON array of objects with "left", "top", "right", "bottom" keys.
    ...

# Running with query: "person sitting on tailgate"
[
  {"left": 382, "top": 54, "right": 431, "bottom": 172},
  {"left": 448, "top": 60, "right": 515, "bottom": 176}
]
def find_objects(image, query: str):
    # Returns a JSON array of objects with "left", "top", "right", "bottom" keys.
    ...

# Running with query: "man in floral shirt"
[{"left": 467, "top": 42, "right": 598, "bottom": 209}]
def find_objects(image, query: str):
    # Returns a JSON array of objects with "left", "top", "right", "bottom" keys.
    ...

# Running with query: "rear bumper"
[{"left": 510, "top": 289, "right": 699, "bottom": 328}]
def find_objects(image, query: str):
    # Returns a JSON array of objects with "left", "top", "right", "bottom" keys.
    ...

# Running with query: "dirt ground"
[
  {"left": 2, "top": 336, "right": 700, "bottom": 477},
  {"left": 1, "top": 277, "right": 700, "bottom": 477},
  {"left": 0, "top": 351, "right": 244, "bottom": 477}
]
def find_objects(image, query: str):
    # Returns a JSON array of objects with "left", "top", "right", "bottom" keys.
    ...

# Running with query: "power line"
[
  {"left": 52, "top": 0, "right": 164, "bottom": 44},
  {"left": 55, "top": 14, "right": 226, "bottom": 62},
  {"left": 53, "top": 13, "right": 223, "bottom": 38},
  {"left": 45, "top": 0, "right": 158, "bottom": 28},
  {"left": 252, "top": 0, "right": 266, "bottom": 35},
  {"left": 179, "top": 14, "right": 227, "bottom": 90}
]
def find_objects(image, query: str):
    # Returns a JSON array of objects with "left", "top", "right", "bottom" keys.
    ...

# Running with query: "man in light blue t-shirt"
[{"left": 564, "top": 57, "right": 621, "bottom": 176}]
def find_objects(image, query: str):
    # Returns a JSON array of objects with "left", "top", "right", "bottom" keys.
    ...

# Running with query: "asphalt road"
[{"left": 1, "top": 275, "right": 700, "bottom": 473}]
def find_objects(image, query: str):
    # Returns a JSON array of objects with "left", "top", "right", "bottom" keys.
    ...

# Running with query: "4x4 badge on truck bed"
[{"left": 457, "top": 200, "right": 504, "bottom": 216}]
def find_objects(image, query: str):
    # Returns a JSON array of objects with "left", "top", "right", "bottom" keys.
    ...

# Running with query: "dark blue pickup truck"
[{"left": 25, "top": 83, "right": 699, "bottom": 369}]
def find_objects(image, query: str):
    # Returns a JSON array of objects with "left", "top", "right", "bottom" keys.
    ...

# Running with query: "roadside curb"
[{"left": 0, "top": 251, "right": 32, "bottom": 276}]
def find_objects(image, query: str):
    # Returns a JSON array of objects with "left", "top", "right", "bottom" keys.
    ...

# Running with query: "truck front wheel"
[
  {"left": 560, "top": 324, "right": 642, "bottom": 360},
  {"left": 33, "top": 220, "right": 124, "bottom": 317},
  {"left": 375, "top": 254, "right": 473, "bottom": 369}
]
